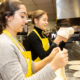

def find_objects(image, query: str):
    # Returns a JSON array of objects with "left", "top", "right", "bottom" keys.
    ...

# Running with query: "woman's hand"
[
  {"left": 48, "top": 47, "right": 60, "bottom": 62},
  {"left": 54, "top": 34, "right": 73, "bottom": 44},
  {"left": 34, "top": 47, "right": 59, "bottom": 72},
  {"left": 62, "top": 34, "right": 73, "bottom": 42},
  {"left": 53, "top": 35, "right": 67, "bottom": 45},
  {"left": 50, "top": 48, "right": 68, "bottom": 71},
  {"left": 57, "top": 35, "right": 68, "bottom": 42}
]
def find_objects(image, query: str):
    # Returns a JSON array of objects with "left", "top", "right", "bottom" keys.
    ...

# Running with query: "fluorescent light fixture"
[{"left": 27, "top": 19, "right": 32, "bottom": 22}]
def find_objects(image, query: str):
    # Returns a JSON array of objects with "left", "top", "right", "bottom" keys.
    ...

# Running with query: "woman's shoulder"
[
  {"left": 0, "top": 34, "right": 17, "bottom": 49},
  {"left": 28, "top": 31, "right": 39, "bottom": 40},
  {"left": 0, "top": 34, "right": 20, "bottom": 56},
  {"left": 0, "top": 34, "right": 9, "bottom": 43},
  {"left": 0, "top": 34, "right": 12, "bottom": 44},
  {"left": 28, "top": 31, "right": 36, "bottom": 37}
]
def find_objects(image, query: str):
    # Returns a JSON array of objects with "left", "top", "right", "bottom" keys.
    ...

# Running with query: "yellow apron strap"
[
  {"left": 33, "top": 29, "right": 44, "bottom": 40},
  {"left": 34, "top": 57, "right": 41, "bottom": 62},
  {"left": 33, "top": 29, "right": 50, "bottom": 62},
  {"left": 33, "top": 29, "right": 42, "bottom": 62},
  {"left": 3, "top": 30, "right": 32, "bottom": 77},
  {"left": 3, "top": 30, "right": 26, "bottom": 50},
  {"left": 42, "top": 34, "right": 46, "bottom": 38},
  {"left": 33, "top": 29, "right": 47, "bottom": 39},
  {"left": 3, "top": 30, "right": 21, "bottom": 50}
]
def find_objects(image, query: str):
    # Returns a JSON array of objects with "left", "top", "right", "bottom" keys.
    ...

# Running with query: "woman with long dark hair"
[{"left": 0, "top": 0, "right": 68, "bottom": 80}]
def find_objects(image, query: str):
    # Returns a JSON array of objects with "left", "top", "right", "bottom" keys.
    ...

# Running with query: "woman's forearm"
[
  {"left": 34, "top": 47, "right": 59, "bottom": 72},
  {"left": 34, "top": 56, "right": 51, "bottom": 72}
]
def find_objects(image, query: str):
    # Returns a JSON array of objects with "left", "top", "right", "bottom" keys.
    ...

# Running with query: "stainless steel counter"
[
  {"left": 65, "top": 50, "right": 80, "bottom": 80},
  {"left": 65, "top": 64, "right": 80, "bottom": 80}
]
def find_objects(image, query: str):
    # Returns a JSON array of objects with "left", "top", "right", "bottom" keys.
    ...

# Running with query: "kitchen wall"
[
  {"left": 47, "top": 20, "right": 56, "bottom": 31},
  {"left": 78, "top": 0, "right": 80, "bottom": 17}
]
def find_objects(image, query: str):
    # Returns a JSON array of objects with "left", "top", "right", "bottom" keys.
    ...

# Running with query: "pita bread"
[
  {"left": 69, "top": 65, "right": 80, "bottom": 70},
  {"left": 73, "top": 71, "right": 80, "bottom": 77},
  {"left": 68, "top": 60, "right": 80, "bottom": 65}
]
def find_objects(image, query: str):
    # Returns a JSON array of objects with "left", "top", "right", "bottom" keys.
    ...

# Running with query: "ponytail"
[
  {"left": 28, "top": 12, "right": 33, "bottom": 18},
  {"left": 28, "top": 12, "right": 34, "bottom": 24}
]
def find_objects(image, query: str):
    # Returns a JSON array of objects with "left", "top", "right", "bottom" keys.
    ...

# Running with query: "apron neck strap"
[
  {"left": 33, "top": 29, "right": 46, "bottom": 39},
  {"left": 3, "top": 30, "right": 25, "bottom": 51}
]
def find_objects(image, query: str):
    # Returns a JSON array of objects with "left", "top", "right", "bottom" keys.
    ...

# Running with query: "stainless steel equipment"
[
  {"left": 16, "top": 35, "right": 28, "bottom": 50},
  {"left": 56, "top": 0, "right": 79, "bottom": 19}
]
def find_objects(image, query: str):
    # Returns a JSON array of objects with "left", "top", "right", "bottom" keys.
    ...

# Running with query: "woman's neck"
[
  {"left": 34, "top": 26, "right": 43, "bottom": 33},
  {"left": 4, "top": 28, "right": 17, "bottom": 37}
]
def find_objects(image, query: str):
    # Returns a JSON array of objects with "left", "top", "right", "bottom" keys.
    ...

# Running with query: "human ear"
[
  {"left": 34, "top": 18, "right": 38, "bottom": 24},
  {"left": 5, "top": 16, "right": 13, "bottom": 21}
]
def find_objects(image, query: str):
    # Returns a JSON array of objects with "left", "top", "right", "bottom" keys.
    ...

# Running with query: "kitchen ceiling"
[
  {"left": 0, "top": 0, "right": 3, "bottom": 2},
  {"left": 20, "top": 0, "right": 56, "bottom": 21}
]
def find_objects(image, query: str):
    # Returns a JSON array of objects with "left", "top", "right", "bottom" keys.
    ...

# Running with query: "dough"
[
  {"left": 60, "top": 27, "right": 74, "bottom": 35},
  {"left": 57, "top": 29, "right": 69, "bottom": 39},
  {"left": 57, "top": 27, "right": 74, "bottom": 39},
  {"left": 68, "top": 60, "right": 80, "bottom": 65},
  {"left": 69, "top": 65, "right": 80, "bottom": 70},
  {"left": 73, "top": 71, "right": 80, "bottom": 77},
  {"left": 53, "top": 68, "right": 66, "bottom": 80}
]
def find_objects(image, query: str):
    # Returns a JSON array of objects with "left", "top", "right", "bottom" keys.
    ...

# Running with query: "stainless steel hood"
[
  {"left": 56, "top": 0, "right": 79, "bottom": 19},
  {"left": 56, "top": 0, "right": 80, "bottom": 42}
]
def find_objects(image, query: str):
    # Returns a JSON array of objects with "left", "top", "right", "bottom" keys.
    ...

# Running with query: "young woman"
[
  {"left": 27, "top": 10, "right": 69, "bottom": 62},
  {"left": 0, "top": 0, "right": 68, "bottom": 80}
]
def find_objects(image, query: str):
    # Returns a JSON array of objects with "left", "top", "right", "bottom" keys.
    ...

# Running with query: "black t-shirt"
[{"left": 27, "top": 26, "right": 58, "bottom": 60}]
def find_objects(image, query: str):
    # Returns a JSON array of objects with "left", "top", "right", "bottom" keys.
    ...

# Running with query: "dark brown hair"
[
  {"left": 55, "top": 26, "right": 60, "bottom": 31},
  {"left": 0, "top": 0, "right": 23, "bottom": 34},
  {"left": 28, "top": 10, "right": 47, "bottom": 24}
]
